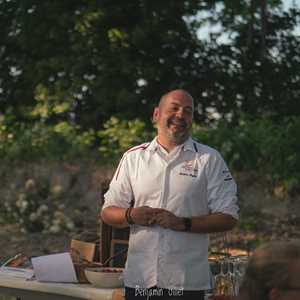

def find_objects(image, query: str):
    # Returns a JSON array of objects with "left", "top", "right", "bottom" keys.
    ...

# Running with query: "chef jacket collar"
[{"left": 147, "top": 137, "right": 198, "bottom": 153}]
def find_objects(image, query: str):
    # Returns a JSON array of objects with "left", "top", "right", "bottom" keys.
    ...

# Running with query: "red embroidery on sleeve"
[{"left": 115, "top": 144, "right": 149, "bottom": 180}]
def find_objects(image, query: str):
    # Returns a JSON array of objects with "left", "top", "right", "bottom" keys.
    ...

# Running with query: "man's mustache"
[{"left": 167, "top": 116, "right": 188, "bottom": 129}]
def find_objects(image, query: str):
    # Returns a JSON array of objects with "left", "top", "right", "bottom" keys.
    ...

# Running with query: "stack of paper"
[
  {"left": 0, "top": 266, "right": 34, "bottom": 279},
  {"left": 31, "top": 252, "right": 78, "bottom": 283}
]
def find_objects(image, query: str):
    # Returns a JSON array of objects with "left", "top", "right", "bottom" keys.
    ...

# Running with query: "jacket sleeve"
[
  {"left": 102, "top": 153, "right": 133, "bottom": 209},
  {"left": 205, "top": 150, "right": 239, "bottom": 219}
]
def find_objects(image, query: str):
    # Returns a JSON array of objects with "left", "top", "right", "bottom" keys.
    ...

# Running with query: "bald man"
[{"left": 101, "top": 90, "right": 239, "bottom": 300}]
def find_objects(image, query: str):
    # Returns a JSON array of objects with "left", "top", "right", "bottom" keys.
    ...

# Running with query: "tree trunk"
[{"left": 260, "top": 0, "right": 267, "bottom": 59}]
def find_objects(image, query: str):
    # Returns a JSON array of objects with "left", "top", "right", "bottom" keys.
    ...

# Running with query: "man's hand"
[
  {"left": 152, "top": 209, "right": 185, "bottom": 231},
  {"left": 131, "top": 207, "right": 185, "bottom": 230},
  {"left": 130, "top": 206, "right": 164, "bottom": 226}
]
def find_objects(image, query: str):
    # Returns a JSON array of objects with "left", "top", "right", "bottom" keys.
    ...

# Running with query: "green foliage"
[
  {"left": 0, "top": 116, "right": 155, "bottom": 163},
  {"left": 1, "top": 0, "right": 299, "bottom": 130},
  {"left": 0, "top": 0, "right": 206, "bottom": 129},
  {"left": 1, "top": 115, "right": 300, "bottom": 233},
  {"left": 0, "top": 117, "right": 98, "bottom": 162},
  {"left": 238, "top": 216, "right": 260, "bottom": 231},
  {"left": 31, "top": 83, "right": 73, "bottom": 119},
  {"left": 193, "top": 115, "right": 300, "bottom": 192},
  {"left": 98, "top": 117, "right": 154, "bottom": 159},
  {"left": 1, "top": 114, "right": 299, "bottom": 193}
]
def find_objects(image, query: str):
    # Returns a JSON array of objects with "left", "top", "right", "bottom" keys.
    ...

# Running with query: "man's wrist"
[
  {"left": 182, "top": 217, "right": 192, "bottom": 232},
  {"left": 125, "top": 207, "right": 135, "bottom": 225},
  {"left": 176, "top": 217, "right": 192, "bottom": 231}
]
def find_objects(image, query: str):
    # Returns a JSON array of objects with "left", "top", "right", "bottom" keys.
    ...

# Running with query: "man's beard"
[{"left": 166, "top": 116, "right": 191, "bottom": 145}]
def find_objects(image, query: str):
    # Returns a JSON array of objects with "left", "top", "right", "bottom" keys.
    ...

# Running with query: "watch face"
[{"left": 184, "top": 218, "right": 192, "bottom": 231}]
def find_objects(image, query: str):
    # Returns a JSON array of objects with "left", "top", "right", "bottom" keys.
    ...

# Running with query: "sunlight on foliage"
[
  {"left": 98, "top": 116, "right": 154, "bottom": 158},
  {"left": 108, "top": 28, "right": 129, "bottom": 48},
  {"left": 193, "top": 116, "right": 300, "bottom": 193},
  {"left": 54, "top": 122, "right": 74, "bottom": 136},
  {"left": 0, "top": 114, "right": 299, "bottom": 193},
  {"left": 53, "top": 102, "right": 71, "bottom": 114},
  {"left": 75, "top": 10, "right": 104, "bottom": 34},
  {"left": 32, "top": 84, "right": 73, "bottom": 119}
]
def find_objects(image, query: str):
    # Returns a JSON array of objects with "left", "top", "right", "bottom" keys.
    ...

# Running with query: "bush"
[
  {"left": 1, "top": 113, "right": 299, "bottom": 194},
  {"left": 2, "top": 178, "right": 74, "bottom": 233},
  {"left": 98, "top": 116, "right": 154, "bottom": 159},
  {"left": 0, "top": 119, "right": 98, "bottom": 162},
  {"left": 192, "top": 116, "right": 300, "bottom": 192}
]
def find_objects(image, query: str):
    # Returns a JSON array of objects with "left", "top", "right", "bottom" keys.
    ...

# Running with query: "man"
[
  {"left": 101, "top": 89, "right": 239, "bottom": 300},
  {"left": 238, "top": 240, "right": 300, "bottom": 300}
]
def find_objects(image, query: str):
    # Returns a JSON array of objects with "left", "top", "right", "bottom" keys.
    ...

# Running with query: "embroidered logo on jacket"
[
  {"left": 223, "top": 169, "right": 233, "bottom": 181},
  {"left": 179, "top": 160, "right": 198, "bottom": 178}
]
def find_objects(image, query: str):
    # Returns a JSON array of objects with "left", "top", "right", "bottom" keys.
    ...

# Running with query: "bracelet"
[
  {"left": 127, "top": 208, "right": 135, "bottom": 225},
  {"left": 125, "top": 208, "right": 130, "bottom": 224},
  {"left": 125, "top": 207, "right": 135, "bottom": 225}
]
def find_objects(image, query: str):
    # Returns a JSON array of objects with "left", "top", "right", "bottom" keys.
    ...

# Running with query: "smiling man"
[
  {"left": 154, "top": 90, "right": 193, "bottom": 147},
  {"left": 101, "top": 89, "right": 239, "bottom": 300}
]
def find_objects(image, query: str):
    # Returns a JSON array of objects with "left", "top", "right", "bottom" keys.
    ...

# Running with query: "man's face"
[{"left": 153, "top": 91, "right": 194, "bottom": 145}]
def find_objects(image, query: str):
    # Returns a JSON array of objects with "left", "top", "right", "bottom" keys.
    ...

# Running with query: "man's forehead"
[
  {"left": 169, "top": 99, "right": 193, "bottom": 107},
  {"left": 168, "top": 90, "right": 192, "bottom": 100},
  {"left": 162, "top": 91, "right": 194, "bottom": 108}
]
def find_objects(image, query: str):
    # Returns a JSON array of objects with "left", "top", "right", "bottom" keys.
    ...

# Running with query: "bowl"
[{"left": 84, "top": 267, "right": 124, "bottom": 288}]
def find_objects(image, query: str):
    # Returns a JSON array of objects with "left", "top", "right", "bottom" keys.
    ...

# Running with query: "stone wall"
[{"left": 1, "top": 161, "right": 298, "bottom": 232}]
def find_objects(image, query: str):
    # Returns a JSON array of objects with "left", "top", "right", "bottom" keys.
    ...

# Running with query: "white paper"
[
  {"left": 0, "top": 267, "right": 34, "bottom": 279},
  {"left": 31, "top": 252, "right": 78, "bottom": 283}
]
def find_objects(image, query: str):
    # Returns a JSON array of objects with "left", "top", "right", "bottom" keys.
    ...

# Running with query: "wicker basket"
[
  {"left": 73, "top": 262, "right": 103, "bottom": 283},
  {"left": 71, "top": 246, "right": 102, "bottom": 283}
]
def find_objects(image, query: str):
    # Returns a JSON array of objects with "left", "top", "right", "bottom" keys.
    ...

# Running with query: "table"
[{"left": 0, "top": 274, "right": 124, "bottom": 300}]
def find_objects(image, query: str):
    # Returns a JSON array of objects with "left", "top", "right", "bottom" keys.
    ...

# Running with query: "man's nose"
[{"left": 175, "top": 108, "right": 184, "bottom": 118}]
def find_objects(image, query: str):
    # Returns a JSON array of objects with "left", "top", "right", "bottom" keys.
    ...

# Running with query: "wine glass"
[{"left": 214, "top": 259, "right": 234, "bottom": 296}]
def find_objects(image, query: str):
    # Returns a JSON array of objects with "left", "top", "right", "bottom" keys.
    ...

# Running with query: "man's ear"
[
  {"left": 268, "top": 288, "right": 282, "bottom": 300},
  {"left": 152, "top": 107, "right": 159, "bottom": 123}
]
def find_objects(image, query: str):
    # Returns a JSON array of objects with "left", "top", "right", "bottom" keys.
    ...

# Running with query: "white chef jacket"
[{"left": 102, "top": 137, "right": 239, "bottom": 290}]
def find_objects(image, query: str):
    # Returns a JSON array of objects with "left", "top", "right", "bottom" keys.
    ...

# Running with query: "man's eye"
[{"left": 184, "top": 108, "right": 193, "bottom": 114}]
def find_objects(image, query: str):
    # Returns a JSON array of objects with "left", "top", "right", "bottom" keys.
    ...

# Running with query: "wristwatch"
[{"left": 183, "top": 217, "right": 192, "bottom": 231}]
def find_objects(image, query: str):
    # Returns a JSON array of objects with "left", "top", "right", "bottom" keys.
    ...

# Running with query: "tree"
[
  {"left": 0, "top": 0, "right": 299, "bottom": 130},
  {"left": 0, "top": 0, "right": 205, "bottom": 129},
  {"left": 201, "top": 0, "right": 300, "bottom": 122}
]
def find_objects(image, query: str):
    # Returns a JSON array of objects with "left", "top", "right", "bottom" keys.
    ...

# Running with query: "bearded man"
[{"left": 101, "top": 89, "right": 239, "bottom": 300}]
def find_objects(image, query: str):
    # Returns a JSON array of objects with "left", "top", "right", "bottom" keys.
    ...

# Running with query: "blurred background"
[{"left": 0, "top": 0, "right": 300, "bottom": 260}]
